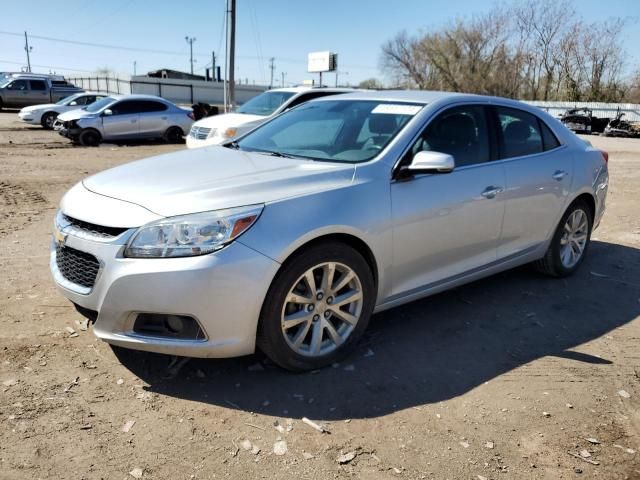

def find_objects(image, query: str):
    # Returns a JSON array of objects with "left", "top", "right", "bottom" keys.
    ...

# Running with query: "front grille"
[
  {"left": 189, "top": 126, "right": 213, "bottom": 140},
  {"left": 56, "top": 245, "right": 100, "bottom": 289},
  {"left": 63, "top": 214, "right": 128, "bottom": 238}
]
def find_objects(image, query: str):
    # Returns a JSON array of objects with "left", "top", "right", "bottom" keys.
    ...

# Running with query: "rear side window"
[
  {"left": 540, "top": 121, "right": 561, "bottom": 150},
  {"left": 497, "top": 107, "right": 543, "bottom": 159},
  {"left": 30, "top": 80, "right": 47, "bottom": 91},
  {"left": 138, "top": 101, "right": 168, "bottom": 112},
  {"left": 285, "top": 91, "right": 342, "bottom": 110}
]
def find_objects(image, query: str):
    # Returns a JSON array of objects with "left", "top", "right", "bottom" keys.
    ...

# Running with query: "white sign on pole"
[{"left": 308, "top": 51, "right": 336, "bottom": 73}]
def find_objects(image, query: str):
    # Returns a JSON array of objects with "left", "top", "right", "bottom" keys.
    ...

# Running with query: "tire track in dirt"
[{"left": 0, "top": 181, "right": 49, "bottom": 237}]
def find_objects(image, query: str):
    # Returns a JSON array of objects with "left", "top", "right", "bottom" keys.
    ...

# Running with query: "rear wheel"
[
  {"left": 164, "top": 126, "right": 184, "bottom": 144},
  {"left": 78, "top": 128, "right": 101, "bottom": 147},
  {"left": 41, "top": 112, "right": 58, "bottom": 130},
  {"left": 257, "top": 242, "right": 375, "bottom": 371},
  {"left": 535, "top": 200, "right": 592, "bottom": 277}
]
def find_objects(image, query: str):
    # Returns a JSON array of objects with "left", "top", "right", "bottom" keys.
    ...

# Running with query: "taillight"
[
  {"left": 187, "top": 112, "right": 195, "bottom": 120},
  {"left": 599, "top": 150, "right": 608, "bottom": 163}
]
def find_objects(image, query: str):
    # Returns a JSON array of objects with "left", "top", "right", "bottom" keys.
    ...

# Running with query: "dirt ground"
[{"left": 0, "top": 111, "right": 639, "bottom": 480}]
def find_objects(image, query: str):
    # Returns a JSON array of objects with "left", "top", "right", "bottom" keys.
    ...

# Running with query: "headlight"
[{"left": 124, "top": 205, "right": 263, "bottom": 258}]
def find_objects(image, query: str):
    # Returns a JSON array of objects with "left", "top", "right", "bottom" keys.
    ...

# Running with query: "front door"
[
  {"left": 102, "top": 100, "right": 140, "bottom": 140},
  {"left": 390, "top": 104, "right": 506, "bottom": 297}
]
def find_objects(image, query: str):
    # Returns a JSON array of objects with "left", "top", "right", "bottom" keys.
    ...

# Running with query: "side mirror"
[
  {"left": 398, "top": 151, "right": 455, "bottom": 180},
  {"left": 69, "top": 101, "right": 78, "bottom": 106},
  {"left": 103, "top": 109, "right": 113, "bottom": 116}
]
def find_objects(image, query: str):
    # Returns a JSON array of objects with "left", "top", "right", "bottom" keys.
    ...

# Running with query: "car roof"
[
  {"left": 104, "top": 94, "right": 174, "bottom": 103},
  {"left": 268, "top": 86, "right": 358, "bottom": 94}
]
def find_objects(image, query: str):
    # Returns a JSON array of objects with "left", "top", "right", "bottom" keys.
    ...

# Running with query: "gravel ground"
[{"left": 1, "top": 112, "right": 639, "bottom": 480}]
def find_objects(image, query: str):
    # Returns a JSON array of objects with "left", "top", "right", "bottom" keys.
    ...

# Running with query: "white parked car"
[
  {"left": 17, "top": 92, "right": 107, "bottom": 129},
  {"left": 186, "top": 87, "right": 355, "bottom": 148}
]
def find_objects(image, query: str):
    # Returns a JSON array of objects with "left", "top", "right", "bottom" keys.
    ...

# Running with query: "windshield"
[
  {"left": 84, "top": 96, "right": 116, "bottom": 113},
  {"left": 56, "top": 93, "right": 81, "bottom": 105},
  {"left": 0, "top": 78, "right": 11, "bottom": 88},
  {"left": 235, "top": 91, "right": 296, "bottom": 116},
  {"left": 234, "top": 100, "right": 423, "bottom": 163}
]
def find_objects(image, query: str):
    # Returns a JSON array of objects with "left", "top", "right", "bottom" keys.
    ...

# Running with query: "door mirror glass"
[
  {"left": 103, "top": 109, "right": 113, "bottom": 116},
  {"left": 408, "top": 150, "right": 455, "bottom": 174},
  {"left": 69, "top": 101, "right": 78, "bottom": 106}
]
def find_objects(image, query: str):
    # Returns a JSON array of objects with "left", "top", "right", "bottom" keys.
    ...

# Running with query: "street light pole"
[
  {"left": 24, "top": 31, "right": 33, "bottom": 73},
  {"left": 185, "top": 36, "right": 196, "bottom": 75}
]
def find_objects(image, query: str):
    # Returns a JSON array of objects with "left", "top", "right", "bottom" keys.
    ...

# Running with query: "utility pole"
[
  {"left": 24, "top": 31, "right": 32, "bottom": 73},
  {"left": 281, "top": 71, "right": 286, "bottom": 87},
  {"left": 269, "top": 58, "right": 275, "bottom": 89},
  {"left": 185, "top": 36, "right": 196, "bottom": 75},
  {"left": 227, "top": 0, "right": 236, "bottom": 110},
  {"left": 133, "top": 61, "right": 137, "bottom": 76},
  {"left": 211, "top": 51, "right": 216, "bottom": 81}
]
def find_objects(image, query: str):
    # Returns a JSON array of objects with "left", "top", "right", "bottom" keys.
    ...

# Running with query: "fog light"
[{"left": 133, "top": 313, "right": 206, "bottom": 340}]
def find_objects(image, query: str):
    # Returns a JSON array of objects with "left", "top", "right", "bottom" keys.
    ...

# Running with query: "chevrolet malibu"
[{"left": 50, "top": 91, "right": 609, "bottom": 371}]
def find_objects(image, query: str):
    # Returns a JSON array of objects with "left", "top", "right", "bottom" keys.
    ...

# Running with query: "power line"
[{"left": 0, "top": 58, "right": 93, "bottom": 73}]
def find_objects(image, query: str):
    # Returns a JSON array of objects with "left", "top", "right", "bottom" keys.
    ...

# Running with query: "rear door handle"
[
  {"left": 552, "top": 170, "right": 568, "bottom": 181},
  {"left": 481, "top": 186, "right": 503, "bottom": 199}
]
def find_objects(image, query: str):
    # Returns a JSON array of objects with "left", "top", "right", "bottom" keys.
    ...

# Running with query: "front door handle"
[
  {"left": 481, "top": 186, "right": 503, "bottom": 199},
  {"left": 552, "top": 170, "right": 568, "bottom": 181}
]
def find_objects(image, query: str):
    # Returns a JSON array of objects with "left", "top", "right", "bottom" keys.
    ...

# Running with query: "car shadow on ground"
[{"left": 113, "top": 240, "right": 640, "bottom": 420}]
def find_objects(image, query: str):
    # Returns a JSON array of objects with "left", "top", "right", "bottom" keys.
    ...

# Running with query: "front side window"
[
  {"left": 7, "top": 80, "right": 28, "bottom": 91},
  {"left": 110, "top": 101, "right": 144, "bottom": 115},
  {"left": 236, "top": 91, "right": 296, "bottom": 116},
  {"left": 497, "top": 107, "right": 543, "bottom": 159},
  {"left": 235, "top": 100, "right": 423, "bottom": 163},
  {"left": 413, "top": 105, "right": 490, "bottom": 167}
]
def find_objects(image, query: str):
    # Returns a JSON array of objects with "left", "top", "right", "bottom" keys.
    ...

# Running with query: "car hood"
[
  {"left": 21, "top": 103, "right": 56, "bottom": 113},
  {"left": 57, "top": 109, "right": 97, "bottom": 121},
  {"left": 193, "top": 112, "right": 266, "bottom": 130},
  {"left": 82, "top": 146, "right": 355, "bottom": 218}
]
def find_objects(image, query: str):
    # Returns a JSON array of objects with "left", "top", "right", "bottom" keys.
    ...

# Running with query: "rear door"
[
  {"left": 390, "top": 104, "right": 507, "bottom": 296},
  {"left": 102, "top": 100, "right": 141, "bottom": 139},
  {"left": 493, "top": 106, "right": 572, "bottom": 259},
  {"left": 137, "top": 100, "right": 169, "bottom": 138},
  {"left": 28, "top": 79, "right": 49, "bottom": 104}
]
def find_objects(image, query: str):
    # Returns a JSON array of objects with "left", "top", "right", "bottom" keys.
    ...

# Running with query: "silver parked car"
[
  {"left": 50, "top": 91, "right": 609, "bottom": 371},
  {"left": 56, "top": 94, "right": 194, "bottom": 146}
]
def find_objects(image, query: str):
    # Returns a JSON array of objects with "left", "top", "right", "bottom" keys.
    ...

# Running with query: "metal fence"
[
  {"left": 524, "top": 101, "right": 640, "bottom": 122},
  {"left": 66, "top": 76, "right": 267, "bottom": 106}
]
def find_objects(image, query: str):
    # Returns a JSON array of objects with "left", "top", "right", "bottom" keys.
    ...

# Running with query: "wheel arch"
[{"left": 568, "top": 191, "right": 596, "bottom": 221}]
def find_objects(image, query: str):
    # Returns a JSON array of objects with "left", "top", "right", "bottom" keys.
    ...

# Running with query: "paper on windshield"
[{"left": 372, "top": 104, "right": 422, "bottom": 115}]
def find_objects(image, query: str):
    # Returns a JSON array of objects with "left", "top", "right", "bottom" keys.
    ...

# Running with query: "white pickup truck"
[
  {"left": 0, "top": 74, "right": 83, "bottom": 111},
  {"left": 18, "top": 92, "right": 107, "bottom": 129}
]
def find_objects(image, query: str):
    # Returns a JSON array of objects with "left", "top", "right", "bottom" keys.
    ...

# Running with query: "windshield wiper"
[{"left": 256, "top": 149, "right": 295, "bottom": 159}]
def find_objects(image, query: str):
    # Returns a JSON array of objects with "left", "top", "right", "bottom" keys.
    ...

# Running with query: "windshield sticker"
[{"left": 372, "top": 104, "right": 422, "bottom": 115}]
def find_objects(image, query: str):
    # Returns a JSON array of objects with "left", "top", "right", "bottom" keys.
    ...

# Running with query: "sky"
[{"left": 1, "top": 0, "right": 638, "bottom": 87}]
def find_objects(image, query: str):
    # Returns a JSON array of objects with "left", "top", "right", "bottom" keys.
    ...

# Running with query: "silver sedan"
[
  {"left": 50, "top": 91, "right": 608, "bottom": 370},
  {"left": 56, "top": 94, "right": 194, "bottom": 146}
]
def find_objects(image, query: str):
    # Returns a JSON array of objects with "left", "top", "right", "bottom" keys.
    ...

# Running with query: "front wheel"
[
  {"left": 535, "top": 200, "right": 592, "bottom": 277},
  {"left": 257, "top": 242, "right": 375, "bottom": 371},
  {"left": 78, "top": 129, "right": 101, "bottom": 147},
  {"left": 41, "top": 112, "right": 58, "bottom": 130}
]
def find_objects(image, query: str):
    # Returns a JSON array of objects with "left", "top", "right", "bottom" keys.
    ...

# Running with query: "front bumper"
[
  {"left": 185, "top": 135, "right": 224, "bottom": 149},
  {"left": 18, "top": 111, "right": 38, "bottom": 123},
  {"left": 50, "top": 220, "right": 280, "bottom": 358}
]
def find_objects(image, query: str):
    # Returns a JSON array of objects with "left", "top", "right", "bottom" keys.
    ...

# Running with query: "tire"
[
  {"left": 78, "top": 129, "right": 101, "bottom": 147},
  {"left": 534, "top": 199, "right": 593, "bottom": 277},
  {"left": 164, "top": 126, "right": 184, "bottom": 144},
  {"left": 257, "top": 242, "right": 375, "bottom": 371},
  {"left": 41, "top": 111, "right": 58, "bottom": 130}
]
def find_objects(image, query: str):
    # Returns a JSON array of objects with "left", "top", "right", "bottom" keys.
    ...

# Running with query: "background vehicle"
[
  {"left": 18, "top": 92, "right": 107, "bottom": 129},
  {"left": 604, "top": 111, "right": 640, "bottom": 138},
  {"left": 186, "top": 86, "right": 356, "bottom": 148},
  {"left": 56, "top": 94, "right": 194, "bottom": 146},
  {"left": 50, "top": 91, "right": 608, "bottom": 370},
  {"left": 560, "top": 107, "right": 610, "bottom": 134},
  {"left": 0, "top": 75, "right": 83, "bottom": 110}
]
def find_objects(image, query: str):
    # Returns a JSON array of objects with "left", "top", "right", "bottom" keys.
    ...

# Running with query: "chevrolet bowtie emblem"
[{"left": 54, "top": 228, "right": 68, "bottom": 246}]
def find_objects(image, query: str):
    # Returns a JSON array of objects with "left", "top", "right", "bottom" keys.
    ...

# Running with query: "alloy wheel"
[
  {"left": 281, "top": 262, "right": 363, "bottom": 357},
  {"left": 559, "top": 208, "right": 589, "bottom": 268}
]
